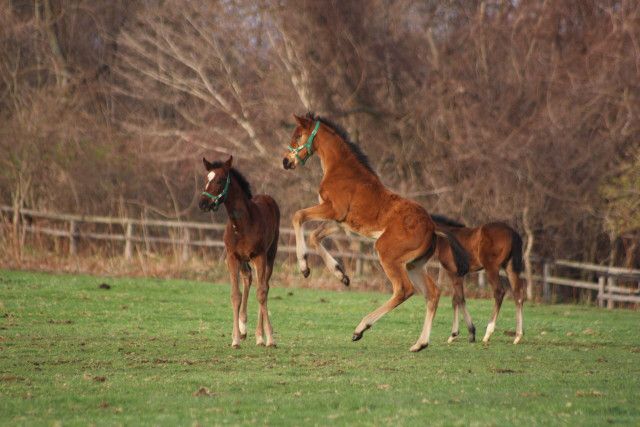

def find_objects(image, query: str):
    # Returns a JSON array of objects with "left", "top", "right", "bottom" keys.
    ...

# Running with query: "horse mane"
[
  {"left": 305, "top": 112, "right": 377, "bottom": 176},
  {"left": 431, "top": 214, "right": 466, "bottom": 228},
  {"left": 209, "top": 161, "right": 253, "bottom": 199}
]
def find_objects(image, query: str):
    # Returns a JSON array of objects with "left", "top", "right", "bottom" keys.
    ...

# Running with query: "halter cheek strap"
[
  {"left": 201, "top": 174, "right": 231, "bottom": 210},
  {"left": 288, "top": 121, "right": 320, "bottom": 166}
]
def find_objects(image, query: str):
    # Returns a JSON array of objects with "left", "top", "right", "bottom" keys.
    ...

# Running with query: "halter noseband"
[
  {"left": 288, "top": 121, "right": 320, "bottom": 166},
  {"left": 201, "top": 174, "right": 231, "bottom": 211}
]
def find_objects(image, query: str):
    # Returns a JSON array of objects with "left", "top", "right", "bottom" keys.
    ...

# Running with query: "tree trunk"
[
  {"left": 43, "top": 0, "right": 69, "bottom": 87},
  {"left": 523, "top": 203, "right": 535, "bottom": 300}
]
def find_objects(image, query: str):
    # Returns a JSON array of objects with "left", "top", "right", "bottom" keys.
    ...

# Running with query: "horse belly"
[{"left": 340, "top": 222, "right": 383, "bottom": 240}]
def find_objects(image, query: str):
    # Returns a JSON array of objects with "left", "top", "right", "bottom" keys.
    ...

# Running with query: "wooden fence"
[
  {"left": 0, "top": 205, "right": 378, "bottom": 274},
  {"left": 2, "top": 205, "right": 639, "bottom": 308},
  {"left": 539, "top": 259, "right": 640, "bottom": 307}
]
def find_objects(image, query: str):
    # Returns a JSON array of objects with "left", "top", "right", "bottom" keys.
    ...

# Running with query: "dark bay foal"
[
  {"left": 430, "top": 215, "right": 525, "bottom": 344},
  {"left": 199, "top": 156, "right": 280, "bottom": 348}
]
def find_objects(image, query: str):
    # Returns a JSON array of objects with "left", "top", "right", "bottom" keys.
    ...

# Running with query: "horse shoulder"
[{"left": 223, "top": 223, "right": 237, "bottom": 248}]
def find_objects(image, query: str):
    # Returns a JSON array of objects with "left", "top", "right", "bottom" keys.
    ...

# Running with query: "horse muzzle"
[
  {"left": 199, "top": 198, "right": 219, "bottom": 212},
  {"left": 282, "top": 157, "right": 295, "bottom": 170}
]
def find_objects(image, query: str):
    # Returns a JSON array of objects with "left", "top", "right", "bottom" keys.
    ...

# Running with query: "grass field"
[{"left": 1, "top": 270, "right": 639, "bottom": 426}]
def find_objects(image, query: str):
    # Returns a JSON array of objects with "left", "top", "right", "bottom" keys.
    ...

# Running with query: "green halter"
[
  {"left": 288, "top": 121, "right": 320, "bottom": 166},
  {"left": 201, "top": 174, "right": 231, "bottom": 210}
]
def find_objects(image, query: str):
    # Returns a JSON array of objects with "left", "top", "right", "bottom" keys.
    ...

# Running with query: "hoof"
[
  {"left": 447, "top": 334, "right": 458, "bottom": 344},
  {"left": 231, "top": 343, "right": 240, "bottom": 349},
  {"left": 302, "top": 268, "right": 311, "bottom": 278},
  {"left": 266, "top": 342, "right": 277, "bottom": 348},
  {"left": 352, "top": 324, "right": 370, "bottom": 341},
  {"left": 410, "top": 342, "right": 429, "bottom": 352},
  {"left": 256, "top": 341, "right": 265, "bottom": 347},
  {"left": 513, "top": 335, "right": 522, "bottom": 345},
  {"left": 469, "top": 334, "right": 476, "bottom": 343},
  {"left": 336, "top": 265, "right": 350, "bottom": 286},
  {"left": 240, "top": 333, "right": 247, "bottom": 340}
]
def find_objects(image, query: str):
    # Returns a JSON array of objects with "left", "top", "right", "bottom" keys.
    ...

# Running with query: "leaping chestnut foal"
[
  {"left": 282, "top": 113, "right": 470, "bottom": 352},
  {"left": 199, "top": 156, "right": 280, "bottom": 348}
]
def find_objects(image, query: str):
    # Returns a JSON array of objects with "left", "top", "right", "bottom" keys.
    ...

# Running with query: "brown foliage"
[{"left": 1, "top": 0, "right": 639, "bottom": 264}]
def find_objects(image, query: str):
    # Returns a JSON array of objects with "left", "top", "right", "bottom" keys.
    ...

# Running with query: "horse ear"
[
  {"left": 224, "top": 155, "right": 233, "bottom": 168},
  {"left": 293, "top": 114, "right": 309, "bottom": 127},
  {"left": 203, "top": 157, "right": 214, "bottom": 170}
]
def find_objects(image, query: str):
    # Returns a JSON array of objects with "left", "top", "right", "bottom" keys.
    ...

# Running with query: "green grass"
[{"left": 1, "top": 270, "right": 639, "bottom": 426}]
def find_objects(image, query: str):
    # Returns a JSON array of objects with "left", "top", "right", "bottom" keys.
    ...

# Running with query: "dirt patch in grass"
[
  {"left": 193, "top": 387, "right": 216, "bottom": 397},
  {"left": 576, "top": 390, "right": 604, "bottom": 397},
  {"left": 492, "top": 368, "right": 523, "bottom": 374}
]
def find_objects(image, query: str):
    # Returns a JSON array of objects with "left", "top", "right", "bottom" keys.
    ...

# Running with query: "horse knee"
[
  {"left": 309, "top": 230, "right": 321, "bottom": 247},
  {"left": 292, "top": 211, "right": 305, "bottom": 227},
  {"left": 493, "top": 286, "right": 506, "bottom": 300},
  {"left": 430, "top": 284, "right": 441, "bottom": 300},
  {"left": 405, "top": 287, "right": 415, "bottom": 300},
  {"left": 256, "top": 288, "right": 268, "bottom": 304},
  {"left": 452, "top": 293, "right": 464, "bottom": 306},
  {"left": 394, "top": 287, "right": 413, "bottom": 303}
]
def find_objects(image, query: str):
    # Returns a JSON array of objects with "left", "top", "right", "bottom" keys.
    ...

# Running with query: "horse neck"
[
  {"left": 316, "top": 133, "right": 374, "bottom": 180},
  {"left": 222, "top": 179, "right": 252, "bottom": 234}
]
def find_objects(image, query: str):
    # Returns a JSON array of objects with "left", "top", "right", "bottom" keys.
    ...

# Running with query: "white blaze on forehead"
[{"left": 207, "top": 171, "right": 216, "bottom": 182}]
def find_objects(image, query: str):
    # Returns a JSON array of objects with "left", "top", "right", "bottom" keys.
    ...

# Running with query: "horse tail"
[
  {"left": 510, "top": 230, "right": 524, "bottom": 274},
  {"left": 434, "top": 228, "right": 470, "bottom": 277}
]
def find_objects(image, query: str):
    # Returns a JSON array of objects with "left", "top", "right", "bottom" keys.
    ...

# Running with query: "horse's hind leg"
[
  {"left": 254, "top": 253, "right": 276, "bottom": 347},
  {"left": 507, "top": 263, "right": 525, "bottom": 344},
  {"left": 409, "top": 267, "right": 441, "bottom": 352},
  {"left": 352, "top": 257, "right": 414, "bottom": 342},
  {"left": 482, "top": 268, "right": 505, "bottom": 343},
  {"left": 309, "top": 222, "right": 349, "bottom": 286},
  {"left": 239, "top": 263, "right": 251, "bottom": 340}
]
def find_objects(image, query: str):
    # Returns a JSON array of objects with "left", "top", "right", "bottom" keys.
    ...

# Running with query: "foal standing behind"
[
  {"left": 430, "top": 215, "right": 525, "bottom": 345},
  {"left": 199, "top": 156, "right": 280, "bottom": 348},
  {"left": 282, "top": 114, "right": 470, "bottom": 352}
]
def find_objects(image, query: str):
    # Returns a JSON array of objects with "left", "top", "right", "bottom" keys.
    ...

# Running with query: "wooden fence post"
[
  {"left": 606, "top": 276, "right": 615, "bottom": 309},
  {"left": 182, "top": 227, "right": 190, "bottom": 262},
  {"left": 354, "top": 241, "right": 363, "bottom": 276},
  {"left": 542, "top": 261, "right": 551, "bottom": 303},
  {"left": 597, "top": 275, "right": 605, "bottom": 308},
  {"left": 69, "top": 220, "right": 78, "bottom": 256},
  {"left": 124, "top": 222, "right": 133, "bottom": 260}
]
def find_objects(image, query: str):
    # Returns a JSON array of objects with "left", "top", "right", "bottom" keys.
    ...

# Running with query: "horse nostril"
[{"left": 283, "top": 158, "right": 289, "bottom": 169}]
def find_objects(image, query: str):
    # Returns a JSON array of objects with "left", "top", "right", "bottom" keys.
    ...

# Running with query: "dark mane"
[
  {"left": 305, "top": 112, "right": 377, "bottom": 176},
  {"left": 209, "top": 161, "right": 253, "bottom": 199},
  {"left": 431, "top": 214, "right": 466, "bottom": 228}
]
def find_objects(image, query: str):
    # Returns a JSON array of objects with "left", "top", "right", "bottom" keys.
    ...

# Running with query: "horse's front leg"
[
  {"left": 309, "top": 222, "right": 350, "bottom": 286},
  {"left": 226, "top": 255, "right": 242, "bottom": 349},
  {"left": 292, "top": 203, "right": 339, "bottom": 278},
  {"left": 239, "top": 263, "right": 252, "bottom": 340}
]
